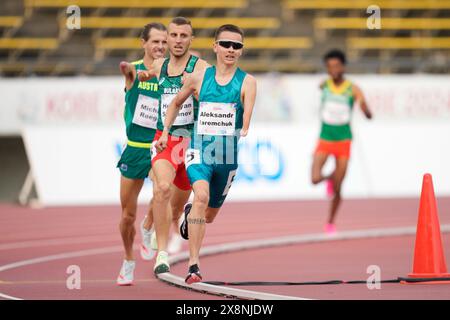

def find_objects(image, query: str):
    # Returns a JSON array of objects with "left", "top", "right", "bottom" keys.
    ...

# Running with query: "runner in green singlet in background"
[{"left": 311, "top": 49, "right": 373, "bottom": 235}]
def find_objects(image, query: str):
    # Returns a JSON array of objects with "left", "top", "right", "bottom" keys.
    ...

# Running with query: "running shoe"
[
  {"left": 325, "top": 223, "right": 337, "bottom": 235},
  {"left": 185, "top": 264, "right": 202, "bottom": 284},
  {"left": 180, "top": 202, "right": 192, "bottom": 240},
  {"left": 153, "top": 251, "right": 170, "bottom": 275},
  {"left": 150, "top": 229, "right": 158, "bottom": 251},
  {"left": 117, "top": 260, "right": 135, "bottom": 286},
  {"left": 140, "top": 216, "right": 156, "bottom": 261}
]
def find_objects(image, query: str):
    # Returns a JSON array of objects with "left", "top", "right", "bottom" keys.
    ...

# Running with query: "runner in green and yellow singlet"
[
  {"left": 311, "top": 49, "right": 373, "bottom": 235},
  {"left": 116, "top": 23, "right": 167, "bottom": 286}
]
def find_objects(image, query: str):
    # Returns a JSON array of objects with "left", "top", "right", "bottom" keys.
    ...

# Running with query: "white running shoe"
[
  {"left": 140, "top": 216, "right": 156, "bottom": 261},
  {"left": 150, "top": 229, "right": 158, "bottom": 251},
  {"left": 117, "top": 260, "right": 135, "bottom": 286},
  {"left": 167, "top": 233, "right": 183, "bottom": 254},
  {"left": 153, "top": 251, "right": 170, "bottom": 275}
]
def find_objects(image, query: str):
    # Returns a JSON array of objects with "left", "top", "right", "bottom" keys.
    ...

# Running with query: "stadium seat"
[
  {"left": 61, "top": 17, "right": 280, "bottom": 30},
  {"left": 0, "top": 0, "right": 446, "bottom": 75},
  {"left": 315, "top": 18, "right": 450, "bottom": 30},
  {"left": 0, "top": 38, "right": 58, "bottom": 50},
  {"left": 25, "top": 0, "right": 248, "bottom": 9},
  {"left": 284, "top": 0, "right": 450, "bottom": 10},
  {"left": 95, "top": 37, "right": 312, "bottom": 50},
  {"left": 0, "top": 16, "right": 23, "bottom": 28},
  {"left": 348, "top": 37, "right": 450, "bottom": 49}
]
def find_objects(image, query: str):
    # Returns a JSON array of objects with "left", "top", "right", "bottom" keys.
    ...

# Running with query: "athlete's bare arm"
[
  {"left": 240, "top": 74, "right": 257, "bottom": 137},
  {"left": 136, "top": 58, "right": 165, "bottom": 82},
  {"left": 353, "top": 84, "right": 372, "bottom": 119},
  {"left": 119, "top": 61, "right": 137, "bottom": 91}
]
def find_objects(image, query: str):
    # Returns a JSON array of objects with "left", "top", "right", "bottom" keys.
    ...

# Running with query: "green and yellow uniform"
[
  {"left": 319, "top": 79, "right": 354, "bottom": 141},
  {"left": 117, "top": 59, "right": 160, "bottom": 179},
  {"left": 315, "top": 79, "right": 354, "bottom": 158}
]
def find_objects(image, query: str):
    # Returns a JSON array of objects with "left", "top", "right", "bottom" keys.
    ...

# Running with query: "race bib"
[
  {"left": 132, "top": 94, "right": 159, "bottom": 129},
  {"left": 321, "top": 101, "right": 351, "bottom": 125},
  {"left": 197, "top": 102, "right": 236, "bottom": 136},
  {"left": 161, "top": 94, "right": 194, "bottom": 126}
]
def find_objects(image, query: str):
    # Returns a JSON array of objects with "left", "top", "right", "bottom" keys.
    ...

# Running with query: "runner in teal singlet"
[
  {"left": 154, "top": 24, "right": 257, "bottom": 284},
  {"left": 116, "top": 23, "right": 167, "bottom": 286}
]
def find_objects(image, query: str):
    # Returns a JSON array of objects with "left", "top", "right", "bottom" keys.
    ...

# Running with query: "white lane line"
[
  {"left": 0, "top": 246, "right": 123, "bottom": 301},
  {"left": 0, "top": 235, "right": 118, "bottom": 251},
  {"left": 0, "top": 293, "right": 23, "bottom": 300},
  {"left": 0, "top": 246, "right": 122, "bottom": 273},
  {"left": 158, "top": 273, "right": 308, "bottom": 300}
]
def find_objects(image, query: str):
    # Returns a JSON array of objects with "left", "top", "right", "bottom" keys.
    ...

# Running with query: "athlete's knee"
[
  {"left": 311, "top": 172, "right": 322, "bottom": 185},
  {"left": 154, "top": 181, "right": 171, "bottom": 201},
  {"left": 205, "top": 216, "right": 215, "bottom": 224},
  {"left": 121, "top": 209, "right": 136, "bottom": 226},
  {"left": 193, "top": 189, "right": 209, "bottom": 208},
  {"left": 311, "top": 176, "right": 321, "bottom": 185}
]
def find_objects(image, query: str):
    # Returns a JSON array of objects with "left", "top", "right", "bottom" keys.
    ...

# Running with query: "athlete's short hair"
[
  {"left": 214, "top": 24, "right": 244, "bottom": 41},
  {"left": 141, "top": 22, "right": 167, "bottom": 42},
  {"left": 323, "top": 49, "right": 346, "bottom": 65},
  {"left": 170, "top": 17, "right": 193, "bottom": 35}
]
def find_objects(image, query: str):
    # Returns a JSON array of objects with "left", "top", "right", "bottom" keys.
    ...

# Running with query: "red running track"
[{"left": 0, "top": 198, "right": 449, "bottom": 300}]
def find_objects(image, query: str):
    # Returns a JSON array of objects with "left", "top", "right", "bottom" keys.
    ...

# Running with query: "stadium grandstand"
[{"left": 0, "top": 0, "right": 449, "bottom": 76}]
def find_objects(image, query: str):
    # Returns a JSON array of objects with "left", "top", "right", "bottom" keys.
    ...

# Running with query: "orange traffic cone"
[{"left": 402, "top": 173, "right": 450, "bottom": 284}]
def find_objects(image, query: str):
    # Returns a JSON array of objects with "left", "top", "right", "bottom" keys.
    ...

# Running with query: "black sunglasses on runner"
[{"left": 216, "top": 40, "right": 244, "bottom": 50}]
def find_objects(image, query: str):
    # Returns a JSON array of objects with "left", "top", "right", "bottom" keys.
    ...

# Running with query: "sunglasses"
[{"left": 216, "top": 40, "right": 244, "bottom": 50}]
